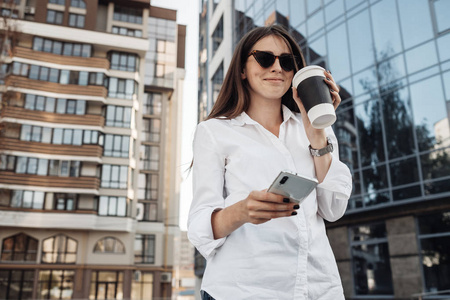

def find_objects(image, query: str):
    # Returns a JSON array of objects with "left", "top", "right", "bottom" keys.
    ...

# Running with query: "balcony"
[
  {"left": 1, "top": 106, "right": 104, "bottom": 126},
  {"left": 0, "top": 172, "right": 100, "bottom": 190},
  {"left": 0, "top": 137, "right": 103, "bottom": 157},
  {"left": 14, "top": 47, "right": 110, "bottom": 69},
  {"left": 5, "top": 75, "right": 107, "bottom": 98},
  {"left": 0, "top": 209, "right": 135, "bottom": 232}
]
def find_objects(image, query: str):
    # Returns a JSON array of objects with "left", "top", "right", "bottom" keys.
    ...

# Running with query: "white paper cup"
[{"left": 292, "top": 65, "right": 336, "bottom": 129}]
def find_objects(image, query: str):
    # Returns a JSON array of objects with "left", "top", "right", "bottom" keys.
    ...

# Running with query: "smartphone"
[{"left": 267, "top": 171, "right": 318, "bottom": 203}]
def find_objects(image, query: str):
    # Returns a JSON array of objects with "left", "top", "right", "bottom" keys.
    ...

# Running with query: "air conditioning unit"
[
  {"left": 133, "top": 270, "right": 141, "bottom": 282},
  {"left": 136, "top": 203, "right": 144, "bottom": 220},
  {"left": 160, "top": 272, "right": 172, "bottom": 283},
  {"left": 24, "top": 6, "right": 35, "bottom": 14}
]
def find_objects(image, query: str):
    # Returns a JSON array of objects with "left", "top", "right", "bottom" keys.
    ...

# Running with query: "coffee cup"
[{"left": 292, "top": 65, "right": 336, "bottom": 129}]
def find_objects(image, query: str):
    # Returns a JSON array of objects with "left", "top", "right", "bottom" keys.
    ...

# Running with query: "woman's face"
[{"left": 242, "top": 35, "right": 294, "bottom": 104}]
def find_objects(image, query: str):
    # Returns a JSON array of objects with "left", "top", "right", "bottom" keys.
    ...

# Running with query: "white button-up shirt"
[{"left": 188, "top": 105, "right": 352, "bottom": 300}]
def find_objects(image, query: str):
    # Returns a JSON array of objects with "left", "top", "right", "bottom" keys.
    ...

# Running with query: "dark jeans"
[{"left": 200, "top": 290, "right": 216, "bottom": 300}]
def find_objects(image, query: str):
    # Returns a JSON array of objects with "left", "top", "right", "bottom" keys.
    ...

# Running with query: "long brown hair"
[{"left": 207, "top": 24, "right": 306, "bottom": 120}]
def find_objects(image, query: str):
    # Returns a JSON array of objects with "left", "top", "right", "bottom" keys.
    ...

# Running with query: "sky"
[{"left": 150, "top": 0, "right": 199, "bottom": 231}]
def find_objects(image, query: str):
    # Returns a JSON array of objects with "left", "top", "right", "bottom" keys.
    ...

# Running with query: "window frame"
[
  {"left": 41, "top": 234, "right": 78, "bottom": 264},
  {"left": 1, "top": 233, "right": 38, "bottom": 262},
  {"left": 134, "top": 234, "right": 155, "bottom": 264}
]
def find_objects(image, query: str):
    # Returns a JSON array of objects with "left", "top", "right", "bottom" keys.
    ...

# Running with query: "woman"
[{"left": 188, "top": 25, "right": 352, "bottom": 300}]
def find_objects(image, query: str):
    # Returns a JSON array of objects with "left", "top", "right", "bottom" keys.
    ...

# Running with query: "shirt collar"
[{"left": 230, "top": 105, "right": 301, "bottom": 126}]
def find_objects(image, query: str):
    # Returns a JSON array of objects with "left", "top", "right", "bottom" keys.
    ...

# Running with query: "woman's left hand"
[{"left": 292, "top": 70, "right": 341, "bottom": 147}]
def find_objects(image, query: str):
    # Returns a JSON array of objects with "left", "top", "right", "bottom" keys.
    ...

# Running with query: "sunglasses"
[{"left": 248, "top": 50, "right": 299, "bottom": 72}]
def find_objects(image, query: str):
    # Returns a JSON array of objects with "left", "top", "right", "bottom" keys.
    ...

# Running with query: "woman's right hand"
[{"left": 240, "top": 190, "right": 300, "bottom": 225}]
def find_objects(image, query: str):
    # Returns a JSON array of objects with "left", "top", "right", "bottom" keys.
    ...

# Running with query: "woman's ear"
[{"left": 241, "top": 68, "right": 247, "bottom": 80}]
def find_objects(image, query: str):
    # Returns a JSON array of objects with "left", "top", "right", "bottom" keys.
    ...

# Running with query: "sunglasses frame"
[{"left": 247, "top": 50, "right": 299, "bottom": 72}]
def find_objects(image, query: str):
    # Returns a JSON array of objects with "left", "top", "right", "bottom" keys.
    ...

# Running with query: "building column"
[
  {"left": 386, "top": 216, "right": 422, "bottom": 298},
  {"left": 327, "top": 226, "right": 353, "bottom": 298}
]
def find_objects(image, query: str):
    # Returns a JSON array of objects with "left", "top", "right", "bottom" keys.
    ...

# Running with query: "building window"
[
  {"left": 113, "top": 5, "right": 143, "bottom": 24},
  {"left": 48, "top": 160, "right": 80, "bottom": 177},
  {"left": 12, "top": 61, "right": 103, "bottom": 86},
  {"left": 54, "top": 193, "right": 77, "bottom": 211},
  {"left": 10, "top": 190, "right": 45, "bottom": 209},
  {"left": 103, "top": 134, "right": 130, "bottom": 157},
  {"left": 138, "top": 173, "right": 158, "bottom": 201},
  {"left": 139, "top": 145, "right": 159, "bottom": 171},
  {"left": 350, "top": 223, "right": 394, "bottom": 296},
  {"left": 0, "top": 154, "right": 15, "bottom": 171},
  {"left": 155, "top": 63, "right": 165, "bottom": 77},
  {"left": 105, "top": 105, "right": 132, "bottom": 128},
  {"left": 98, "top": 196, "right": 127, "bottom": 217},
  {"left": 131, "top": 272, "right": 153, "bottom": 300},
  {"left": 109, "top": 52, "right": 139, "bottom": 72},
  {"left": 15, "top": 156, "right": 49, "bottom": 175},
  {"left": 49, "top": 0, "right": 65, "bottom": 5},
  {"left": 70, "top": 0, "right": 86, "bottom": 9},
  {"left": 143, "top": 93, "right": 162, "bottom": 115},
  {"left": 94, "top": 237, "right": 125, "bottom": 253},
  {"left": 0, "top": 270, "right": 35, "bottom": 300},
  {"left": 141, "top": 119, "right": 161, "bottom": 143},
  {"left": 134, "top": 234, "right": 155, "bottom": 264},
  {"left": 100, "top": 165, "right": 129, "bottom": 189},
  {"left": 212, "top": 16, "right": 223, "bottom": 55},
  {"left": 38, "top": 270, "right": 74, "bottom": 300},
  {"left": 108, "top": 77, "right": 136, "bottom": 100},
  {"left": 112, "top": 26, "right": 142, "bottom": 37},
  {"left": 433, "top": 0, "right": 450, "bottom": 34},
  {"left": 418, "top": 211, "right": 450, "bottom": 294},
  {"left": 89, "top": 271, "right": 123, "bottom": 300},
  {"left": 68, "top": 13, "right": 85, "bottom": 28},
  {"left": 46, "top": 10, "right": 64, "bottom": 25},
  {"left": 41, "top": 234, "right": 77, "bottom": 264},
  {"left": 1, "top": 233, "right": 38, "bottom": 262},
  {"left": 212, "top": 62, "right": 224, "bottom": 103}
]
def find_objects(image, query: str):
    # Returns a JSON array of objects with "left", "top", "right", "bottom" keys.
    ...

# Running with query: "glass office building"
[{"left": 198, "top": 0, "right": 450, "bottom": 298}]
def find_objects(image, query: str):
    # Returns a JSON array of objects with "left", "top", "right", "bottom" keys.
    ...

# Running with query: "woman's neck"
[{"left": 246, "top": 99, "right": 283, "bottom": 137}]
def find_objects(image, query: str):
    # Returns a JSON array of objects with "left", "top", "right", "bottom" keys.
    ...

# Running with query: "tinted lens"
[
  {"left": 279, "top": 54, "right": 295, "bottom": 71},
  {"left": 254, "top": 51, "right": 276, "bottom": 68}
]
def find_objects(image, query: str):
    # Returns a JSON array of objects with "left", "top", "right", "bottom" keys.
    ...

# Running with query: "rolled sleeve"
[
  {"left": 187, "top": 122, "right": 227, "bottom": 259},
  {"left": 316, "top": 129, "right": 353, "bottom": 222}
]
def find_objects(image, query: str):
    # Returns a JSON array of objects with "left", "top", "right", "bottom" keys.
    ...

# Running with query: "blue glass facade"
[
  {"left": 234, "top": 0, "right": 450, "bottom": 298},
  {"left": 198, "top": 0, "right": 450, "bottom": 298}
]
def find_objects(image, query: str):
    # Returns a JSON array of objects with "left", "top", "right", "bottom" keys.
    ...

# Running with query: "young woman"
[{"left": 188, "top": 25, "right": 352, "bottom": 300}]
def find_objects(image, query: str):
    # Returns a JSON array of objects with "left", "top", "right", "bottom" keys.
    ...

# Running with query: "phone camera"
[{"left": 280, "top": 176, "right": 289, "bottom": 184}]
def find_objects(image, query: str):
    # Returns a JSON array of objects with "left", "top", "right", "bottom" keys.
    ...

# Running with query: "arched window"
[
  {"left": 93, "top": 237, "right": 125, "bottom": 253},
  {"left": 41, "top": 234, "right": 77, "bottom": 264},
  {"left": 1, "top": 233, "right": 38, "bottom": 262}
]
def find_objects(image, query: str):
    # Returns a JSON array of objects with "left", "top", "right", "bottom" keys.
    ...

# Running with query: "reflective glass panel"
[
  {"left": 326, "top": 23, "right": 350, "bottom": 81},
  {"left": 355, "top": 100, "right": 386, "bottom": 166},
  {"left": 347, "top": 9, "right": 373, "bottom": 73},
  {"left": 409, "top": 76, "right": 446, "bottom": 151},
  {"left": 380, "top": 86, "right": 415, "bottom": 158},
  {"left": 370, "top": 0, "right": 402, "bottom": 59},
  {"left": 405, "top": 41, "right": 438, "bottom": 75},
  {"left": 433, "top": 0, "right": 450, "bottom": 33},
  {"left": 397, "top": 0, "right": 433, "bottom": 50}
]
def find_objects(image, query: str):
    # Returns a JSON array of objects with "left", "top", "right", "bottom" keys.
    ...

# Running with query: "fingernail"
[
  {"left": 330, "top": 89, "right": 334, "bottom": 93},
  {"left": 327, "top": 77, "right": 331, "bottom": 81},
  {"left": 283, "top": 198, "right": 290, "bottom": 203},
  {"left": 293, "top": 204, "right": 300, "bottom": 209},
  {"left": 291, "top": 211, "right": 297, "bottom": 216},
  {"left": 327, "top": 70, "right": 331, "bottom": 74}
]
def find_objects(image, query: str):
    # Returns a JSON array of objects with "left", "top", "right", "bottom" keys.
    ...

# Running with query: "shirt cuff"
[
  {"left": 317, "top": 156, "right": 352, "bottom": 200},
  {"left": 188, "top": 206, "right": 227, "bottom": 260}
]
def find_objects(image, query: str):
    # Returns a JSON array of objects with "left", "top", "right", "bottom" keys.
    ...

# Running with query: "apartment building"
[
  {"left": 0, "top": 0, "right": 185, "bottom": 299},
  {"left": 197, "top": 0, "right": 450, "bottom": 299}
]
